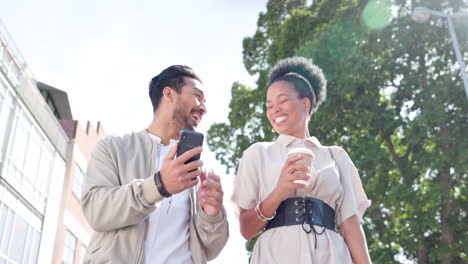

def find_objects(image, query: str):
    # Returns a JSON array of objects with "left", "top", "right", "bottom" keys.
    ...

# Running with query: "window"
[
  {"left": 0, "top": 202, "right": 40, "bottom": 264},
  {"left": 1, "top": 51, "right": 12, "bottom": 77},
  {"left": 0, "top": 43, "right": 11, "bottom": 73},
  {"left": 72, "top": 165, "right": 84, "bottom": 199},
  {"left": 7, "top": 62, "right": 20, "bottom": 86},
  {"left": 0, "top": 43, "right": 20, "bottom": 87},
  {"left": 0, "top": 203, "right": 9, "bottom": 248},
  {"left": 45, "top": 94, "right": 59, "bottom": 119},
  {"left": 0, "top": 43, "right": 4, "bottom": 64},
  {"left": 9, "top": 216, "right": 27, "bottom": 262},
  {"left": 2, "top": 103, "right": 58, "bottom": 213},
  {"left": 0, "top": 204, "right": 13, "bottom": 255},
  {"left": 79, "top": 244, "right": 86, "bottom": 264},
  {"left": 62, "top": 230, "right": 76, "bottom": 264},
  {"left": 0, "top": 80, "right": 13, "bottom": 158},
  {"left": 23, "top": 129, "right": 42, "bottom": 185},
  {"left": 0, "top": 78, "right": 4, "bottom": 108},
  {"left": 36, "top": 145, "right": 53, "bottom": 197},
  {"left": 22, "top": 228, "right": 40, "bottom": 264},
  {"left": 8, "top": 110, "right": 30, "bottom": 171}
]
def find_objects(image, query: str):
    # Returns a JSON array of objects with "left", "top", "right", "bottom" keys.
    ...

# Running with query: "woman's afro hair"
[{"left": 268, "top": 56, "right": 327, "bottom": 113}]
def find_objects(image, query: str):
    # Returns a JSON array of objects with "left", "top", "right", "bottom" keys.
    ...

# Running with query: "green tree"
[{"left": 208, "top": 0, "right": 468, "bottom": 262}]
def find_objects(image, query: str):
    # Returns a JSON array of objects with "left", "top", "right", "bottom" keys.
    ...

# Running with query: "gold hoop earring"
[{"left": 272, "top": 127, "right": 276, "bottom": 133}]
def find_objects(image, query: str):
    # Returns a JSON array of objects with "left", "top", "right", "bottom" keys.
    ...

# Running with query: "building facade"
[
  {"left": 0, "top": 21, "right": 102, "bottom": 264},
  {"left": 53, "top": 120, "right": 104, "bottom": 264}
]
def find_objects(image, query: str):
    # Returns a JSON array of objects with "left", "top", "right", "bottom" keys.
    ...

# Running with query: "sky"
[{"left": 0, "top": 0, "right": 268, "bottom": 263}]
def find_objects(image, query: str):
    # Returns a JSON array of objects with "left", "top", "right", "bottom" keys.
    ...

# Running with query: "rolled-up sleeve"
[
  {"left": 231, "top": 145, "right": 261, "bottom": 214},
  {"left": 331, "top": 146, "right": 371, "bottom": 225}
]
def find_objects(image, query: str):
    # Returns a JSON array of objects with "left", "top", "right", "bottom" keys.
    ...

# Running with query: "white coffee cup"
[{"left": 287, "top": 147, "right": 314, "bottom": 187}]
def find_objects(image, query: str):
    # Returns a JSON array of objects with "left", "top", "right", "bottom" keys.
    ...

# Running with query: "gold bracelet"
[{"left": 255, "top": 200, "right": 275, "bottom": 221}]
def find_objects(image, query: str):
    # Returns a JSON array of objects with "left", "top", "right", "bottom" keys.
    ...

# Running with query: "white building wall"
[{"left": 0, "top": 22, "right": 71, "bottom": 264}]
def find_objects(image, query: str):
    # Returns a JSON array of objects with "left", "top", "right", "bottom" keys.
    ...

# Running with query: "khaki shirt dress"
[{"left": 231, "top": 134, "right": 371, "bottom": 264}]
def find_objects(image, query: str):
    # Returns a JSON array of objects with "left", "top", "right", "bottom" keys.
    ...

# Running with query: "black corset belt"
[{"left": 265, "top": 197, "right": 335, "bottom": 247}]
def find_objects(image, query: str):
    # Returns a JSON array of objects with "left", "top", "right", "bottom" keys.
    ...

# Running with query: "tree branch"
[
  {"left": 417, "top": 236, "right": 430, "bottom": 264},
  {"left": 382, "top": 132, "right": 402, "bottom": 167}
]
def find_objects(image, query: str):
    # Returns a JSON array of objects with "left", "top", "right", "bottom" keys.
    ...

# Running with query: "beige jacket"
[{"left": 81, "top": 129, "right": 229, "bottom": 264}]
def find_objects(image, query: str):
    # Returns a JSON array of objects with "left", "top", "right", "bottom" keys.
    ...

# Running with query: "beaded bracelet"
[
  {"left": 255, "top": 200, "right": 275, "bottom": 221},
  {"left": 154, "top": 171, "right": 171, "bottom": 198}
]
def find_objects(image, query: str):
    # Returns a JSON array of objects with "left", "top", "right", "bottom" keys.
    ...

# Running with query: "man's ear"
[{"left": 163, "top": 87, "right": 175, "bottom": 102}]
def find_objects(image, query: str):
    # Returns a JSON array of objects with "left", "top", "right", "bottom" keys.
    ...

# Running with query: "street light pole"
[
  {"left": 412, "top": 6, "right": 468, "bottom": 100},
  {"left": 446, "top": 14, "right": 468, "bottom": 100}
]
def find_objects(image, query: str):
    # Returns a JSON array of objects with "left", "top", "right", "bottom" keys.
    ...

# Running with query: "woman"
[{"left": 231, "top": 57, "right": 372, "bottom": 263}]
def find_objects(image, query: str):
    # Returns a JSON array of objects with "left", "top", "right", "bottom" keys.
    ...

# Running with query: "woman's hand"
[
  {"left": 273, "top": 155, "right": 311, "bottom": 201},
  {"left": 239, "top": 155, "right": 311, "bottom": 240}
]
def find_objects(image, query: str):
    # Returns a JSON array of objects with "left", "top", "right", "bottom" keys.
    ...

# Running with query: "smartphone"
[{"left": 177, "top": 129, "right": 204, "bottom": 164}]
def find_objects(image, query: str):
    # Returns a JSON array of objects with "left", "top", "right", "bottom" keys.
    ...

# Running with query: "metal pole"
[{"left": 446, "top": 15, "right": 468, "bottom": 100}]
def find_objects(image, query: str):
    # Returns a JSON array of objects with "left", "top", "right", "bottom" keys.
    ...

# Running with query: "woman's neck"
[{"left": 289, "top": 128, "right": 309, "bottom": 139}]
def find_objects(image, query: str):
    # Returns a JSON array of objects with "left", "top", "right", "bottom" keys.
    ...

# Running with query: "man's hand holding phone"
[
  {"left": 198, "top": 169, "right": 224, "bottom": 217},
  {"left": 159, "top": 142, "right": 204, "bottom": 195}
]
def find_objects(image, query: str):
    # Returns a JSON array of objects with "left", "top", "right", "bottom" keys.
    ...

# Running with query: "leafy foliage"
[{"left": 208, "top": 0, "right": 468, "bottom": 262}]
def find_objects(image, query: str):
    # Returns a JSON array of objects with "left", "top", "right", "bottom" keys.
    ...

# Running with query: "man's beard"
[{"left": 172, "top": 105, "right": 196, "bottom": 130}]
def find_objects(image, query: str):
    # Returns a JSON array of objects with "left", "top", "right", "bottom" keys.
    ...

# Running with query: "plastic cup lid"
[{"left": 287, "top": 147, "right": 314, "bottom": 157}]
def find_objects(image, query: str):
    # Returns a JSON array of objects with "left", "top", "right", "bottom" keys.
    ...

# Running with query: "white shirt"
[{"left": 144, "top": 133, "right": 192, "bottom": 264}]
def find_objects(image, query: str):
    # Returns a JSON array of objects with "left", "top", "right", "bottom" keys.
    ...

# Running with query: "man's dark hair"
[{"left": 149, "top": 65, "right": 202, "bottom": 112}]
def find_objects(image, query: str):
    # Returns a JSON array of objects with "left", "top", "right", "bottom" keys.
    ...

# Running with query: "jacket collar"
[
  {"left": 140, "top": 129, "right": 178, "bottom": 146},
  {"left": 146, "top": 131, "right": 177, "bottom": 146},
  {"left": 276, "top": 134, "right": 321, "bottom": 148},
  {"left": 137, "top": 129, "right": 153, "bottom": 145}
]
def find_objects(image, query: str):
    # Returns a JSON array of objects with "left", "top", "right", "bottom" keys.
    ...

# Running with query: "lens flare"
[{"left": 362, "top": 0, "right": 393, "bottom": 30}]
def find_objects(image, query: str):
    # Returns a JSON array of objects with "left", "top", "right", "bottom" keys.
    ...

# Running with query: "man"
[{"left": 81, "top": 65, "right": 229, "bottom": 264}]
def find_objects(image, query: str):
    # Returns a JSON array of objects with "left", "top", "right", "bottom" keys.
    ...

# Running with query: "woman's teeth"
[{"left": 275, "top": 116, "right": 287, "bottom": 123}]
